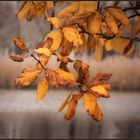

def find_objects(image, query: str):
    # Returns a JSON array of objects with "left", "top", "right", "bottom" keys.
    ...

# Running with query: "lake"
[{"left": 0, "top": 89, "right": 140, "bottom": 139}]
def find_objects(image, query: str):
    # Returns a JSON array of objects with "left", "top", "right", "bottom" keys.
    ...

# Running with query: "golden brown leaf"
[
  {"left": 62, "top": 27, "right": 83, "bottom": 47},
  {"left": 44, "top": 31, "right": 62, "bottom": 52},
  {"left": 46, "top": 1, "right": 54, "bottom": 10},
  {"left": 34, "top": 48, "right": 51, "bottom": 57},
  {"left": 10, "top": 55, "right": 24, "bottom": 62},
  {"left": 73, "top": 59, "right": 89, "bottom": 85},
  {"left": 91, "top": 104, "right": 103, "bottom": 121},
  {"left": 103, "top": 9, "right": 118, "bottom": 34},
  {"left": 57, "top": 3, "right": 79, "bottom": 18},
  {"left": 16, "top": 68, "right": 41, "bottom": 86},
  {"left": 47, "top": 17, "right": 61, "bottom": 28},
  {"left": 92, "top": 73, "right": 112, "bottom": 85},
  {"left": 36, "top": 55, "right": 49, "bottom": 70},
  {"left": 13, "top": 37, "right": 28, "bottom": 51},
  {"left": 110, "top": 37, "right": 131, "bottom": 54},
  {"left": 17, "top": 1, "right": 31, "bottom": 20},
  {"left": 87, "top": 11, "right": 102, "bottom": 34},
  {"left": 64, "top": 99, "right": 77, "bottom": 120},
  {"left": 83, "top": 93, "right": 97, "bottom": 115},
  {"left": 93, "top": 36, "right": 103, "bottom": 61},
  {"left": 72, "top": 93, "right": 83, "bottom": 101},
  {"left": 90, "top": 85, "right": 109, "bottom": 98},
  {"left": 58, "top": 92, "right": 72, "bottom": 112},
  {"left": 107, "top": 7, "right": 129, "bottom": 26},
  {"left": 45, "top": 68, "right": 78, "bottom": 88},
  {"left": 60, "top": 38, "right": 74, "bottom": 56},
  {"left": 36, "top": 79, "right": 49, "bottom": 101}
]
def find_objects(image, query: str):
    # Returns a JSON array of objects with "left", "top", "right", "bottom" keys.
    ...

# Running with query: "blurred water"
[{"left": 0, "top": 89, "right": 140, "bottom": 139}]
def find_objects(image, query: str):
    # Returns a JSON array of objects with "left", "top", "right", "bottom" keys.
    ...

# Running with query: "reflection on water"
[{"left": 0, "top": 89, "right": 140, "bottom": 139}]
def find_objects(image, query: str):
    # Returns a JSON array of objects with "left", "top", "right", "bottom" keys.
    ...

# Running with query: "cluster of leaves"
[{"left": 10, "top": 1, "right": 140, "bottom": 121}]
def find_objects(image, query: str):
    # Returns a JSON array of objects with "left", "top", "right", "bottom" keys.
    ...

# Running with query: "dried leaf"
[
  {"left": 34, "top": 48, "right": 51, "bottom": 57},
  {"left": 58, "top": 92, "right": 72, "bottom": 112},
  {"left": 36, "top": 55, "right": 49, "bottom": 70},
  {"left": 92, "top": 73, "right": 112, "bottom": 85},
  {"left": 107, "top": 7, "right": 129, "bottom": 26},
  {"left": 72, "top": 93, "right": 83, "bottom": 101},
  {"left": 90, "top": 85, "right": 109, "bottom": 98},
  {"left": 17, "top": 1, "right": 31, "bottom": 20},
  {"left": 16, "top": 68, "right": 41, "bottom": 86},
  {"left": 47, "top": 17, "right": 61, "bottom": 28},
  {"left": 36, "top": 79, "right": 49, "bottom": 101},
  {"left": 110, "top": 37, "right": 131, "bottom": 54},
  {"left": 75, "top": 1, "right": 96, "bottom": 15},
  {"left": 86, "top": 35, "right": 96, "bottom": 51},
  {"left": 10, "top": 55, "right": 24, "bottom": 62},
  {"left": 57, "top": 3, "right": 79, "bottom": 18},
  {"left": 60, "top": 38, "right": 74, "bottom": 56},
  {"left": 91, "top": 104, "right": 103, "bottom": 121},
  {"left": 62, "top": 27, "right": 83, "bottom": 47},
  {"left": 46, "top": 1, "right": 54, "bottom": 10},
  {"left": 103, "top": 9, "right": 118, "bottom": 34},
  {"left": 73, "top": 59, "right": 89, "bottom": 85},
  {"left": 13, "top": 37, "right": 28, "bottom": 51},
  {"left": 83, "top": 93, "right": 97, "bottom": 115},
  {"left": 124, "top": 40, "right": 134, "bottom": 56},
  {"left": 44, "top": 31, "right": 62, "bottom": 52},
  {"left": 45, "top": 68, "right": 78, "bottom": 88},
  {"left": 64, "top": 99, "right": 77, "bottom": 120},
  {"left": 87, "top": 11, "right": 102, "bottom": 34}
]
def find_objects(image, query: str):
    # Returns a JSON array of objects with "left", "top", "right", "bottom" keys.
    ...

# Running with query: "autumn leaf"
[
  {"left": 13, "top": 37, "right": 28, "bottom": 51},
  {"left": 47, "top": 17, "right": 61, "bottom": 28},
  {"left": 110, "top": 37, "right": 131, "bottom": 54},
  {"left": 34, "top": 48, "right": 51, "bottom": 57},
  {"left": 46, "top": 1, "right": 54, "bottom": 11},
  {"left": 107, "top": 7, "right": 129, "bottom": 26},
  {"left": 91, "top": 104, "right": 103, "bottom": 121},
  {"left": 87, "top": 11, "right": 102, "bottom": 34},
  {"left": 36, "top": 79, "right": 49, "bottom": 101},
  {"left": 36, "top": 55, "right": 49, "bottom": 70},
  {"left": 16, "top": 68, "right": 41, "bottom": 86},
  {"left": 92, "top": 73, "right": 112, "bottom": 85},
  {"left": 57, "top": 3, "right": 79, "bottom": 18},
  {"left": 90, "top": 85, "right": 110, "bottom": 98},
  {"left": 73, "top": 59, "right": 89, "bottom": 85},
  {"left": 17, "top": 1, "right": 31, "bottom": 20},
  {"left": 44, "top": 31, "right": 62, "bottom": 52},
  {"left": 60, "top": 38, "right": 74, "bottom": 56},
  {"left": 45, "top": 68, "right": 78, "bottom": 88},
  {"left": 103, "top": 9, "right": 118, "bottom": 34},
  {"left": 72, "top": 93, "right": 83, "bottom": 101},
  {"left": 62, "top": 27, "right": 83, "bottom": 47},
  {"left": 86, "top": 35, "right": 96, "bottom": 51},
  {"left": 10, "top": 55, "right": 24, "bottom": 62},
  {"left": 64, "top": 99, "right": 77, "bottom": 120},
  {"left": 75, "top": 1, "right": 96, "bottom": 15},
  {"left": 58, "top": 92, "right": 72, "bottom": 112},
  {"left": 83, "top": 93, "right": 97, "bottom": 115},
  {"left": 55, "top": 51, "right": 68, "bottom": 64}
]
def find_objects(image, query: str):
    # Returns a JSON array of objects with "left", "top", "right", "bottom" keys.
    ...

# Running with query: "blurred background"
[{"left": 0, "top": 1, "right": 140, "bottom": 139}]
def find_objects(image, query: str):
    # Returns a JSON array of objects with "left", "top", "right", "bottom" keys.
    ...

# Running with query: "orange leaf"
[
  {"left": 64, "top": 99, "right": 77, "bottom": 120},
  {"left": 72, "top": 93, "right": 83, "bottom": 101},
  {"left": 10, "top": 55, "right": 24, "bottom": 62},
  {"left": 83, "top": 93, "right": 97, "bottom": 115},
  {"left": 58, "top": 92, "right": 72, "bottom": 112},
  {"left": 13, "top": 37, "right": 28, "bottom": 51},
  {"left": 36, "top": 79, "right": 49, "bottom": 101}
]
